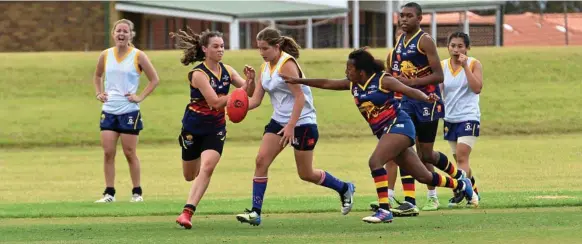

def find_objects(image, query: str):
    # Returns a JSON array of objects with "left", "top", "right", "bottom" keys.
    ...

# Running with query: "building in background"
[{"left": 0, "top": 1, "right": 579, "bottom": 52}]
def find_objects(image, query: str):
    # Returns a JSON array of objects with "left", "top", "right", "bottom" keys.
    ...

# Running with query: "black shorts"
[
  {"left": 408, "top": 112, "right": 439, "bottom": 143},
  {"left": 263, "top": 119, "right": 318, "bottom": 151},
  {"left": 178, "top": 129, "right": 226, "bottom": 161}
]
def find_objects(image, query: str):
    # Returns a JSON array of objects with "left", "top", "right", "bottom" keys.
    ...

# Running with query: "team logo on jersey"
[
  {"left": 392, "top": 63, "right": 400, "bottom": 72},
  {"left": 210, "top": 78, "right": 217, "bottom": 87},
  {"left": 222, "top": 75, "right": 229, "bottom": 81},
  {"left": 400, "top": 61, "right": 418, "bottom": 79},
  {"left": 223, "top": 82, "right": 228, "bottom": 86},
  {"left": 292, "top": 137, "right": 299, "bottom": 146},
  {"left": 465, "top": 123, "right": 473, "bottom": 131},
  {"left": 127, "top": 116, "right": 134, "bottom": 125},
  {"left": 353, "top": 88, "right": 359, "bottom": 97},
  {"left": 422, "top": 107, "right": 430, "bottom": 116},
  {"left": 410, "top": 44, "right": 416, "bottom": 49}
]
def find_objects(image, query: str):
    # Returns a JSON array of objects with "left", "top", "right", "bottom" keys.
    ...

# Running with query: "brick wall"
[
  {"left": 423, "top": 25, "right": 495, "bottom": 47},
  {"left": 0, "top": 1, "right": 107, "bottom": 52}
]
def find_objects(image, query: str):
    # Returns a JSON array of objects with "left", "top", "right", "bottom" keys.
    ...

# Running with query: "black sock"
[
  {"left": 184, "top": 204, "right": 196, "bottom": 213},
  {"left": 252, "top": 207, "right": 262, "bottom": 216},
  {"left": 132, "top": 186, "right": 142, "bottom": 195},
  {"left": 104, "top": 187, "right": 115, "bottom": 196},
  {"left": 340, "top": 183, "right": 349, "bottom": 195}
]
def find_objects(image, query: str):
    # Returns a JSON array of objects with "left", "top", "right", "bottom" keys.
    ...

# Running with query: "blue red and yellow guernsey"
[
  {"left": 388, "top": 29, "right": 442, "bottom": 97},
  {"left": 351, "top": 72, "right": 400, "bottom": 136},
  {"left": 183, "top": 62, "right": 232, "bottom": 134}
]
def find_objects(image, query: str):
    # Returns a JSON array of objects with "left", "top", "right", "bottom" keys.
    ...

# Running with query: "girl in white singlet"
[
  {"left": 92, "top": 19, "right": 160, "bottom": 203},
  {"left": 235, "top": 28, "right": 355, "bottom": 226},
  {"left": 441, "top": 32, "right": 483, "bottom": 207}
]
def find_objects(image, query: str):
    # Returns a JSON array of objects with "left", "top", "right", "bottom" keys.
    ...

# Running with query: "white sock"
[
  {"left": 388, "top": 189, "right": 395, "bottom": 199},
  {"left": 427, "top": 190, "right": 437, "bottom": 198}
]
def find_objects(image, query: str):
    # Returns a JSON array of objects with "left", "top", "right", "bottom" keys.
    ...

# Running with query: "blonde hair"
[
  {"left": 169, "top": 26, "right": 223, "bottom": 66},
  {"left": 256, "top": 27, "right": 301, "bottom": 59},
  {"left": 111, "top": 19, "right": 136, "bottom": 47}
]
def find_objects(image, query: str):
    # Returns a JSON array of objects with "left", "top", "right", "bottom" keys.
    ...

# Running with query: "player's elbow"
[
  {"left": 149, "top": 78, "right": 160, "bottom": 87},
  {"left": 208, "top": 99, "right": 223, "bottom": 109},
  {"left": 249, "top": 98, "right": 261, "bottom": 110},
  {"left": 472, "top": 85, "right": 482, "bottom": 95},
  {"left": 435, "top": 73, "right": 444, "bottom": 83}
]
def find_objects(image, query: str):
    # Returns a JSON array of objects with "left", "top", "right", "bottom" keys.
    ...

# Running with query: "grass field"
[
  {"left": 1, "top": 47, "right": 581, "bottom": 147},
  {"left": 1, "top": 47, "right": 581, "bottom": 243}
]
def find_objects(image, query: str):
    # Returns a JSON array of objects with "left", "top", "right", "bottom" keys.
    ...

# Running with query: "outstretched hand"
[
  {"left": 243, "top": 65, "right": 255, "bottom": 81},
  {"left": 280, "top": 73, "right": 299, "bottom": 84}
]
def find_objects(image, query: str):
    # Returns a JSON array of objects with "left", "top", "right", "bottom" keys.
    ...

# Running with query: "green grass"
[
  {"left": 2, "top": 47, "right": 581, "bottom": 243},
  {"left": 3, "top": 208, "right": 582, "bottom": 243},
  {"left": 1, "top": 47, "right": 581, "bottom": 147}
]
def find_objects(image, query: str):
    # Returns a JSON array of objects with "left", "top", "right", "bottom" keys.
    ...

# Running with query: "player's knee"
[
  {"left": 183, "top": 174, "right": 194, "bottom": 182},
  {"left": 255, "top": 154, "right": 271, "bottom": 169},
  {"left": 198, "top": 162, "right": 216, "bottom": 177},
  {"left": 420, "top": 153, "right": 433, "bottom": 164},
  {"left": 368, "top": 156, "right": 384, "bottom": 170},
  {"left": 122, "top": 146, "right": 137, "bottom": 158},
  {"left": 103, "top": 149, "right": 116, "bottom": 161}
]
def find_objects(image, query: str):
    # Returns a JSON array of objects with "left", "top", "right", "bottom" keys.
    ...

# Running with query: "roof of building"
[{"left": 116, "top": 1, "right": 348, "bottom": 21}]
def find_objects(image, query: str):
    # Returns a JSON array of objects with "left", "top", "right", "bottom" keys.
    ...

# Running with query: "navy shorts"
[
  {"left": 444, "top": 121, "right": 480, "bottom": 141},
  {"left": 401, "top": 100, "right": 443, "bottom": 143},
  {"left": 400, "top": 99, "right": 444, "bottom": 123},
  {"left": 100, "top": 110, "right": 143, "bottom": 135},
  {"left": 178, "top": 128, "right": 226, "bottom": 161},
  {"left": 375, "top": 111, "right": 416, "bottom": 147},
  {"left": 264, "top": 119, "right": 318, "bottom": 151}
]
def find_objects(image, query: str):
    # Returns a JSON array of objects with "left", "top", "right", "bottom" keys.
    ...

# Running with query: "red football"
[{"left": 226, "top": 88, "right": 249, "bottom": 123}]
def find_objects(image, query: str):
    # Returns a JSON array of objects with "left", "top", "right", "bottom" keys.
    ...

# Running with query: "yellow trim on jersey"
[
  {"left": 260, "top": 63, "right": 267, "bottom": 74},
  {"left": 378, "top": 73, "right": 390, "bottom": 93},
  {"left": 448, "top": 58, "right": 462, "bottom": 77},
  {"left": 134, "top": 50, "right": 141, "bottom": 74},
  {"left": 469, "top": 58, "right": 478, "bottom": 72},
  {"left": 190, "top": 68, "right": 210, "bottom": 83},
  {"left": 430, "top": 101, "right": 437, "bottom": 121},
  {"left": 113, "top": 47, "right": 134, "bottom": 63},
  {"left": 395, "top": 33, "right": 404, "bottom": 46},
  {"left": 417, "top": 33, "right": 430, "bottom": 55},
  {"left": 277, "top": 56, "right": 293, "bottom": 74},
  {"left": 357, "top": 73, "right": 377, "bottom": 90},
  {"left": 203, "top": 62, "right": 222, "bottom": 80},
  {"left": 223, "top": 63, "right": 232, "bottom": 78},
  {"left": 134, "top": 111, "right": 141, "bottom": 130},
  {"left": 387, "top": 48, "right": 394, "bottom": 68},
  {"left": 403, "top": 29, "right": 422, "bottom": 48}
]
